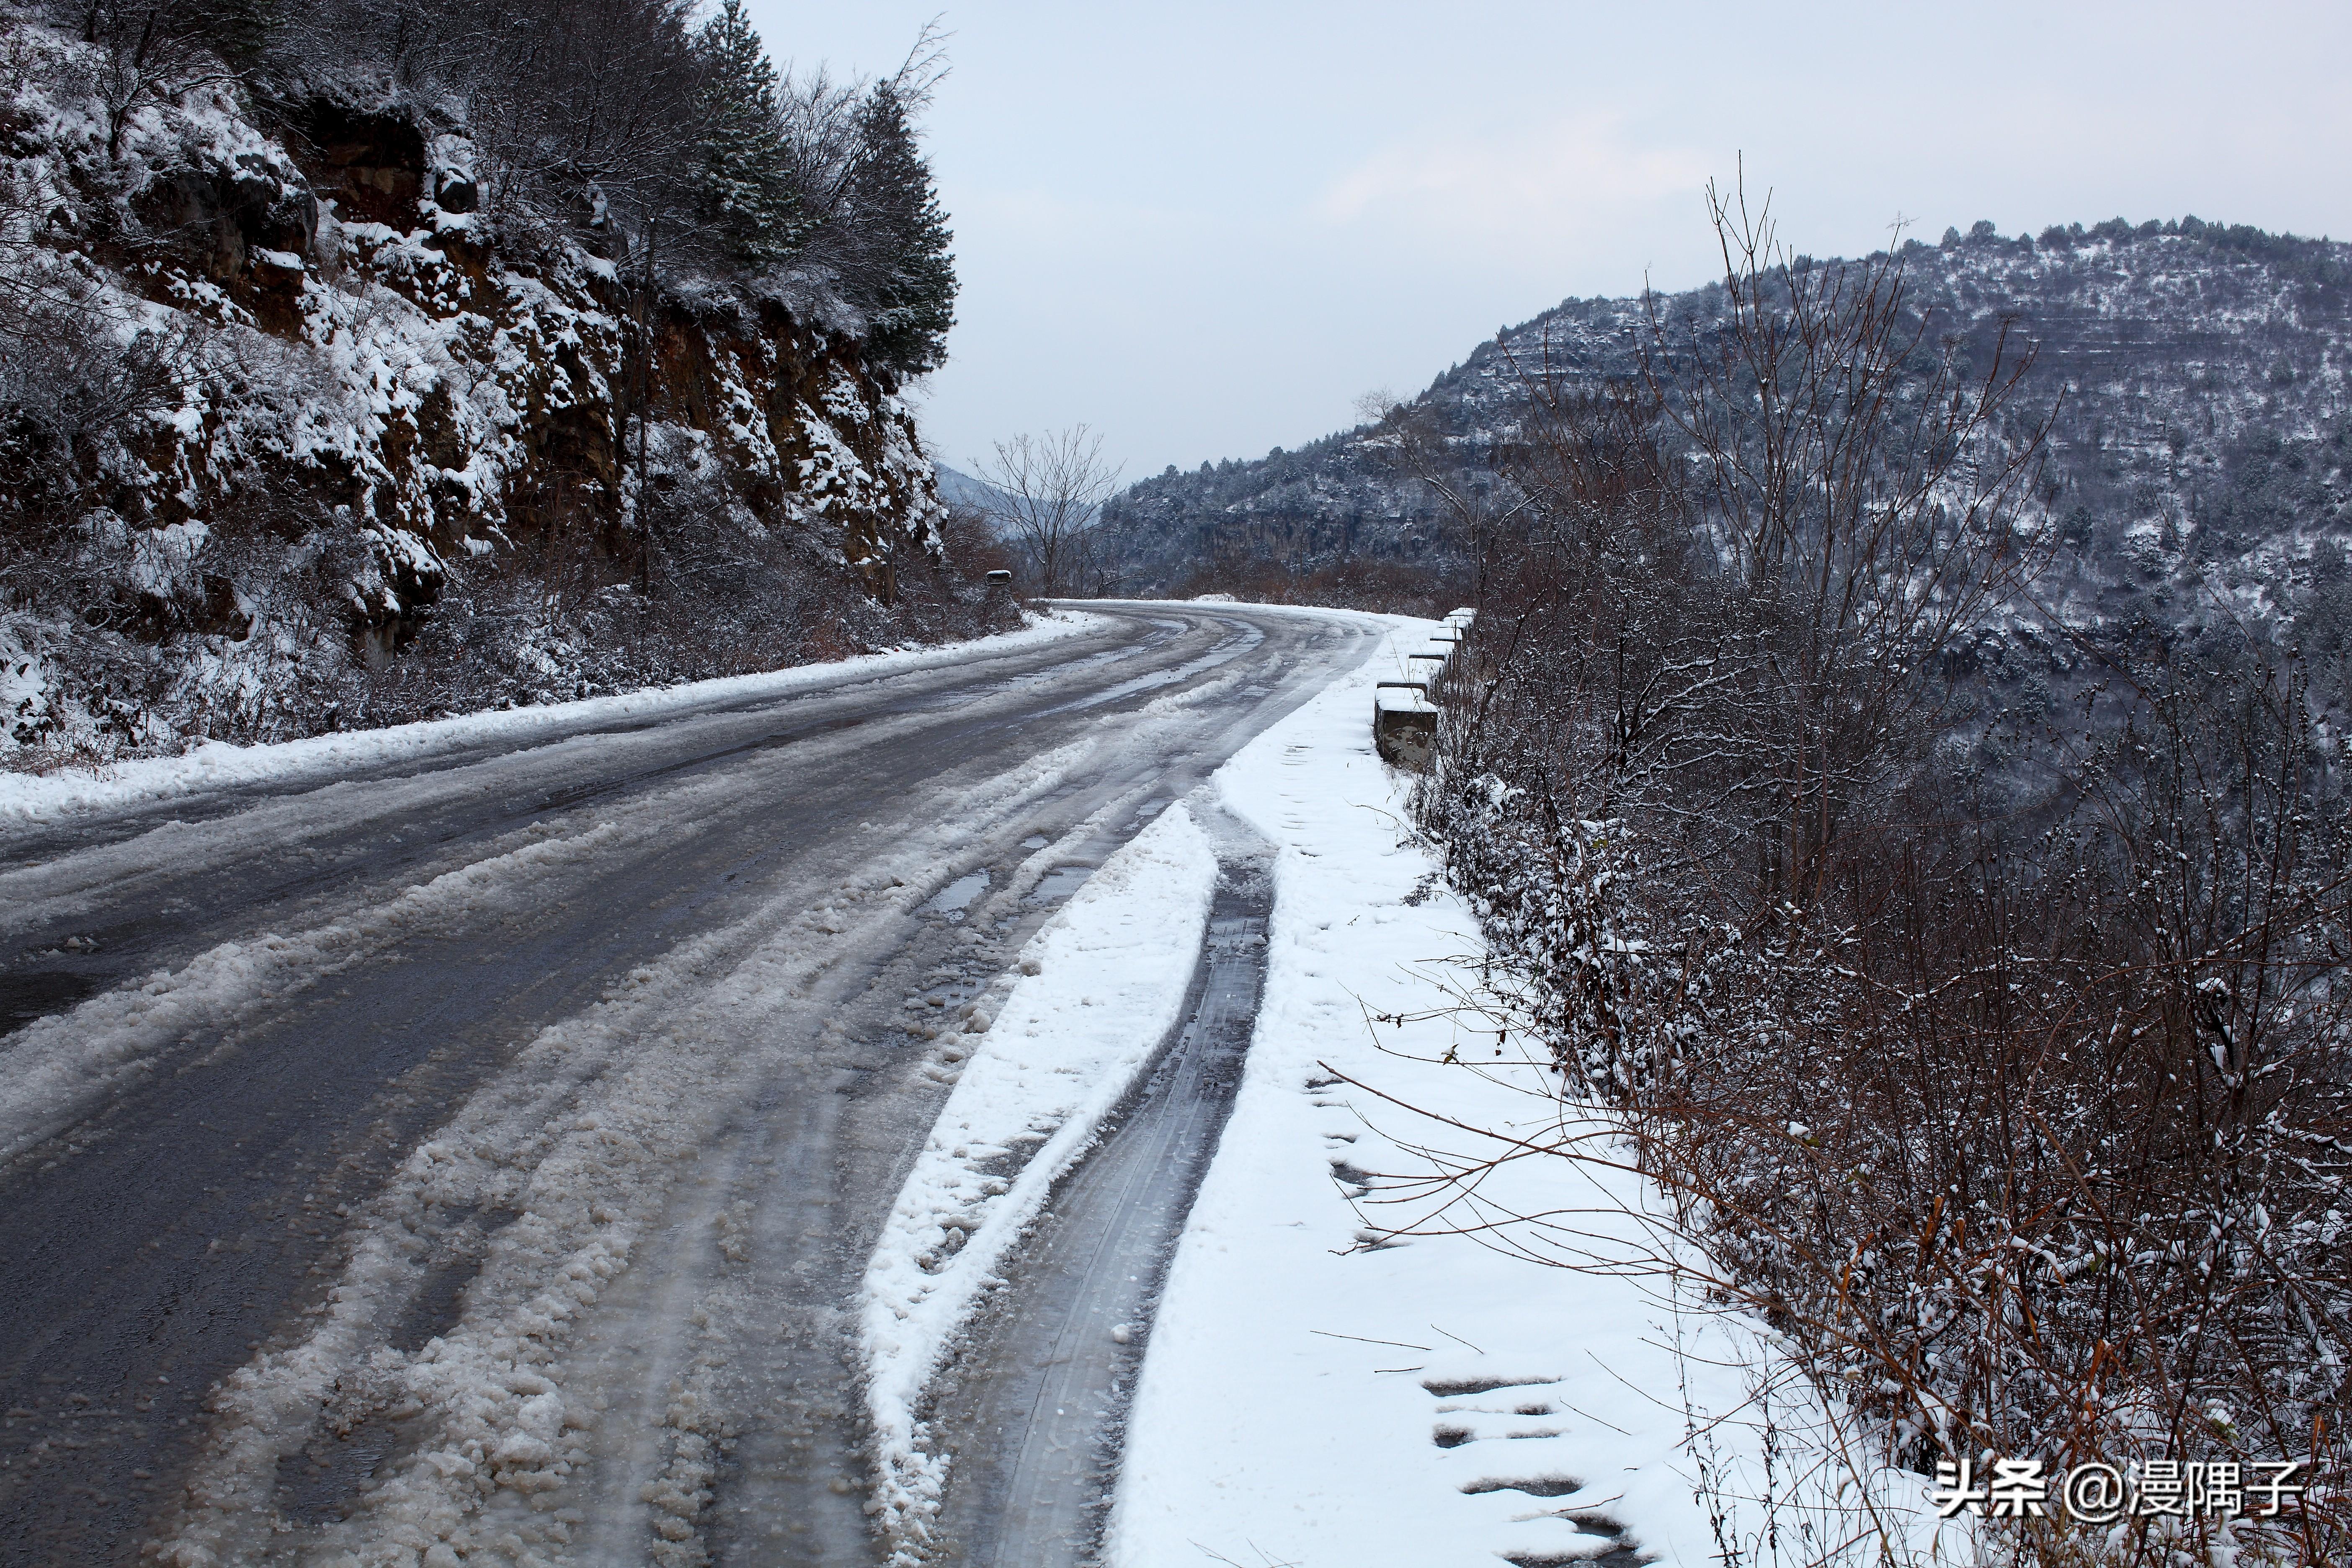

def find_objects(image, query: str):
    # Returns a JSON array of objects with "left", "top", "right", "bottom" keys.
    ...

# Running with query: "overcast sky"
[{"left": 742, "top": 0, "right": 2352, "bottom": 483}]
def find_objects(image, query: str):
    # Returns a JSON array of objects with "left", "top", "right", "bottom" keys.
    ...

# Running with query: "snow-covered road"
[{"left": 0, "top": 605, "right": 1385, "bottom": 1566}]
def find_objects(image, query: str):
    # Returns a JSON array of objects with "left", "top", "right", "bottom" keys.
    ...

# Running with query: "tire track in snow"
[
  {"left": 854, "top": 794, "right": 1287, "bottom": 1568},
  {"left": 587, "top": 680, "right": 1289, "bottom": 1568},
  {"left": 0, "top": 818, "right": 628, "bottom": 1171},
  {"left": 0, "top": 675, "right": 1133, "bottom": 1178},
  {"left": 927, "top": 834, "right": 1271, "bottom": 1568}
]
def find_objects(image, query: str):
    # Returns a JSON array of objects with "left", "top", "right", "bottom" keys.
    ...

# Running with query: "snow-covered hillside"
[
  {"left": 1, "top": 11, "right": 998, "bottom": 771},
  {"left": 1101, "top": 219, "right": 2352, "bottom": 640}
]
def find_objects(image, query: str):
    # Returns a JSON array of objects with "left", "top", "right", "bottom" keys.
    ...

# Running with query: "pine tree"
[
  {"left": 691, "top": 0, "right": 802, "bottom": 269},
  {"left": 850, "top": 84, "right": 956, "bottom": 376}
]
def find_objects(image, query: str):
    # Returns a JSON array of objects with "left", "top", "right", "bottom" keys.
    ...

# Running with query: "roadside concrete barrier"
[
  {"left": 1376, "top": 610, "right": 1476, "bottom": 770},
  {"left": 1374, "top": 684, "right": 1437, "bottom": 769}
]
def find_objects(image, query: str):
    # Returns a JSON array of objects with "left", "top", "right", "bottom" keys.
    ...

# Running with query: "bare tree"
[
  {"left": 971, "top": 425, "right": 1122, "bottom": 598},
  {"left": 1639, "top": 176, "right": 2051, "bottom": 909},
  {"left": 1353, "top": 387, "right": 1535, "bottom": 601}
]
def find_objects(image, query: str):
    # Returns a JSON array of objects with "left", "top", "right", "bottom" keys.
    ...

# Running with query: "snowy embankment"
[
  {"left": 861, "top": 802, "right": 1220, "bottom": 1560},
  {"left": 1109, "top": 627, "right": 1943, "bottom": 1565},
  {"left": 1095, "top": 629, "right": 1699, "bottom": 1565},
  {"left": 0, "top": 611, "right": 1101, "bottom": 827},
  {"left": 858, "top": 612, "right": 1935, "bottom": 1565}
]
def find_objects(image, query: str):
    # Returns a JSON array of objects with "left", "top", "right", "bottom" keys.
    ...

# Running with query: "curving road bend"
[{"left": 0, "top": 604, "right": 1382, "bottom": 1567}]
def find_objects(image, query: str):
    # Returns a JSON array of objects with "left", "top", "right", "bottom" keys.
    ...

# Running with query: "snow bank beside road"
[
  {"left": 861, "top": 802, "right": 1220, "bottom": 1563},
  {"left": 844, "top": 606, "right": 1880, "bottom": 1565},
  {"left": 1107, "top": 625, "right": 1810, "bottom": 1568},
  {"left": 0, "top": 612, "right": 1102, "bottom": 827}
]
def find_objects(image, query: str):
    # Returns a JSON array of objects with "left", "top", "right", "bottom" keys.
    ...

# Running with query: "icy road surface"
[{"left": 0, "top": 604, "right": 1383, "bottom": 1566}]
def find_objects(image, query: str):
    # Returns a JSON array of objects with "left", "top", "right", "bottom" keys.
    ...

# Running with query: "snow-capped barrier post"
[
  {"left": 1374, "top": 684, "right": 1437, "bottom": 770},
  {"left": 1377, "top": 613, "right": 1475, "bottom": 769}
]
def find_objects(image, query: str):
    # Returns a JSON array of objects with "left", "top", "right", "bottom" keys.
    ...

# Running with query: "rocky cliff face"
[{"left": 3, "top": 19, "right": 996, "bottom": 767}]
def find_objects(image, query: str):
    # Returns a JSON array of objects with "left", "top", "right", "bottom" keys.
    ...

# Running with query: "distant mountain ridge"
[
  {"left": 932, "top": 464, "right": 1015, "bottom": 513},
  {"left": 1096, "top": 218, "right": 2352, "bottom": 642}
]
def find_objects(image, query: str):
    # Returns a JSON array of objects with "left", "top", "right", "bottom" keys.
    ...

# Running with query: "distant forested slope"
[{"left": 1100, "top": 218, "right": 2350, "bottom": 642}]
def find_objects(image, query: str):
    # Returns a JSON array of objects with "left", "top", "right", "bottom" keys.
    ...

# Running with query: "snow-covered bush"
[{"left": 1412, "top": 191, "right": 2352, "bottom": 1565}]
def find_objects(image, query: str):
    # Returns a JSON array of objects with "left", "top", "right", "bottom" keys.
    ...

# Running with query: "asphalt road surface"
[{"left": 0, "top": 603, "right": 1382, "bottom": 1566}]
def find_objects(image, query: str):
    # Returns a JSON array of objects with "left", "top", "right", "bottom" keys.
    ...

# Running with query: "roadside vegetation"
[
  {"left": 1392, "top": 184, "right": 2352, "bottom": 1565},
  {"left": 962, "top": 423, "right": 1125, "bottom": 599}
]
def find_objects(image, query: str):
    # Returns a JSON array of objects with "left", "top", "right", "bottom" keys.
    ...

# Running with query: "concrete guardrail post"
[
  {"left": 1375, "top": 613, "right": 1476, "bottom": 770},
  {"left": 1374, "top": 683, "right": 1437, "bottom": 770}
]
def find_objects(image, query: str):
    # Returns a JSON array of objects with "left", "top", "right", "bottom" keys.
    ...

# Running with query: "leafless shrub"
[
  {"left": 64, "top": 0, "right": 254, "bottom": 158},
  {"left": 0, "top": 307, "right": 204, "bottom": 607},
  {"left": 1392, "top": 182, "right": 2350, "bottom": 1563}
]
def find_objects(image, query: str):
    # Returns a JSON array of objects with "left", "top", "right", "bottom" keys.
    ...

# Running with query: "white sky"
[{"left": 744, "top": 0, "right": 2352, "bottom": 482}]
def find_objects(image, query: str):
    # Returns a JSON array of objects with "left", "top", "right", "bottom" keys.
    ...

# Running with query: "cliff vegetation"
[{"left": 1, "top": 0, "right": 1005, "bottom": 770}]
